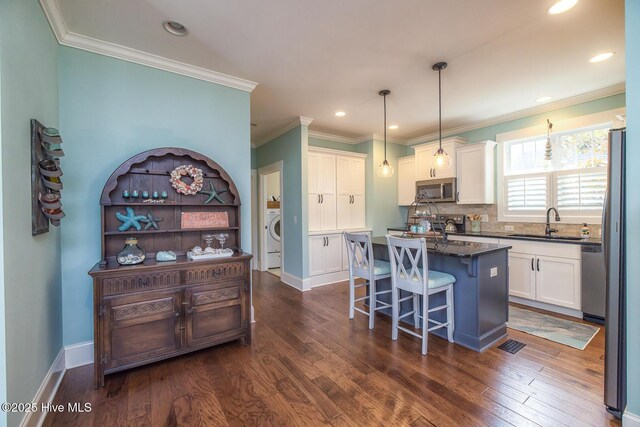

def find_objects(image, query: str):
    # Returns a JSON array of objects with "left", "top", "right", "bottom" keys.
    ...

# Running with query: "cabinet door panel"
[
  {"left": 308, "top": 194, "right": 321, "bottom": 231},
  {"left": 536, "top": 256, "right": 581, "bottom": 310},
  {"left": 320, "top": 155, "right": 336, "bottom": 195},
  {"left": 336, "top": 157, "right": 351, "bottom": 195},
  {"left": 436, "top": 141, "right": 458, "bottom": 179},
  {"left": 507, "top": 253, "right": 536, "bottom": 300},
  {"left": 351, "top": 159, "right": 365, "bottom": 196},
  {"left": 351, "top": 195, "right": 366, "bottom": 229},
  {"left": 185, "top": 282, "right": 244, "bottom": 348},
  {"left": 309, "top": 236, "right": 326, "bottom": 276},
  {"left": 415, "top": 145, "right": 436, "bottom": 181},
  {"left": 398, "top": 157, "right": 416, "bottom": 206},
  {"left": 324, "top": 235, "right": 343, "bottom": 273},
  {"left": 336, "top": 194, "right": 351, "bottom": 230},
  {"left": 456, "top": 146, "right": 484, "bottom": 204},
  {"left": 103, "top": 290, "right": 181, "bottom": 370},
  {"left": 320, "top": 194, "right": 337, "bottom": 230},
  {"left": 308, "top": 153, "right": 320, "bottom": 194}
]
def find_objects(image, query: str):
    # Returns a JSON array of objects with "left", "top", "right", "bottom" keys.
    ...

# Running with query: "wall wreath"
[{"left": 169, "top": 164, "right": 204, "bottom": 195}]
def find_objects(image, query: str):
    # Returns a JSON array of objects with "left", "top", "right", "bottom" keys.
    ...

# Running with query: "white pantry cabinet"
[
  {"left": 336, "top": 155, "right": 366, "bottom": 230},
  {"left": 414, "top": 137, "right": 466, "bottom": 181},
  {"left": 308, "top": 151, "right": 337, "bottom": 231},
  {"left": 456, "top": 141, "right": 496, "bottom": 204},
  {"left": 397, "top": 156, "right": 416, "bottom": 206}
]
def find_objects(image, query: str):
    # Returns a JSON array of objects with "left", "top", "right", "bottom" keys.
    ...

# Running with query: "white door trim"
[
  {"left": 258, "top": 162, "right": 284, "bottom": 274},
  {"left": 251, "top": 169, "right": 258, "bottom": 270}
]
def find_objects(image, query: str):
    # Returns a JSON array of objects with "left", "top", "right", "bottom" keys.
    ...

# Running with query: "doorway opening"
[{"left": 258, "top": 162, "right": 283, "bottom": 279}]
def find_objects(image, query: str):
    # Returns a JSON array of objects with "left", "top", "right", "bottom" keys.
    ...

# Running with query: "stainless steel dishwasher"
[{"left": 581, "top": 244, "right": 605, "bottom": 324}]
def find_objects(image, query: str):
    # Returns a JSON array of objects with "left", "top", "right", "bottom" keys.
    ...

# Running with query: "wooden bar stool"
[
  {"left": 386, "top": 235, "right": 455, "bottom": 355},
  {"left": 343, "top": 232, "right": 392, "bottom": 329}
]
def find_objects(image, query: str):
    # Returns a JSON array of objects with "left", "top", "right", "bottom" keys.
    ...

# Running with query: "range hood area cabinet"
[
  {"left": 414, "top": 137, "right": 466, "bottom": 181},
  {"left": 308, "top": 148, "right": 366, "bottom": 232},
  {"left": 456, "top": 140, "right": 497, "bottom": 204}
]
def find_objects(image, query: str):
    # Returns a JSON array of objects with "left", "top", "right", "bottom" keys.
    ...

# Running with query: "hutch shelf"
[{"left": 89, "top": 148, "right": 252, "bottom": 388}]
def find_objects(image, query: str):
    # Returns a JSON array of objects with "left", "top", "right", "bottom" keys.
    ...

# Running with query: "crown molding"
[
  {"left": 307, "top": 131, "right": 358, "bottom": 144},
  {"left": 253, "top": 116, "right": 313, "bottom": 148},
  {"left": 406, "top": 83, "right": 626, "bottom": 146},
  {"left": 39, "top": 0, "right": 258, "bottom": 92}
]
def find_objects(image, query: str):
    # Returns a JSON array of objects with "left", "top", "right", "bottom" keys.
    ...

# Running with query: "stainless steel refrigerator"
[{"left": 603, "top": 127, "right": 626, "bottom": 418}]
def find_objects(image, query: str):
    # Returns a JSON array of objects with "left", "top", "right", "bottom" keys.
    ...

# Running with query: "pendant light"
[
  {"left": 544, "top": 119, "right": 553, "bottom": 161},
  {"left": 432, "top": 62, "right": 451, "bottom": 169},
  {"left": 377, "top": 89, "right": 394, "bottom": 177}
]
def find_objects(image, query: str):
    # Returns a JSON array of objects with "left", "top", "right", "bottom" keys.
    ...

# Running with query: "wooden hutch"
[{"left": 88, "top": 148, "right": 251, "bottom": 388}]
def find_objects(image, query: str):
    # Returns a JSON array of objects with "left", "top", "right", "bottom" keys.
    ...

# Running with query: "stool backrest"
[
  {"left": 343, "top": 232, "right": 374, "bottom": 279},
  {"left": 386, "top": 235, "right": 428, "bottom": 294}
]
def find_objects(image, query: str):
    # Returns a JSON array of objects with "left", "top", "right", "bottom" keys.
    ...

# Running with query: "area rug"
[{"left": 507, "top": 306, "right": 600, "bottom": 350}]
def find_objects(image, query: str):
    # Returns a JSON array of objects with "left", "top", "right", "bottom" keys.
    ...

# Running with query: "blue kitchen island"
[{"left": 371, "top": 236, "right": 512, "bottom": 352}]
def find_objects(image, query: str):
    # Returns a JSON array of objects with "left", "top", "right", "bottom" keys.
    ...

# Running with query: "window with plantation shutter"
[
  {"left": 498, "top": 121, "right": 612, "bottom": 223},
  {"left": 505, "top": 174, "right": 548, "bottom": 213},
  {"left": 556, "top": 169, "right": 607, "bottom": 213}
]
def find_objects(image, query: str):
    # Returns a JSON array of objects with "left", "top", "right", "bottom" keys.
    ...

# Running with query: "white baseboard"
[
  {"left": 509, "top": 296, "right": 583, "bottom": 318},
  {"left": 19, "top": 349, "right": 65, "bottom": 427},
  {"left": 309, "top": 271, "right": 349, "bottom": 288},
  {"left": 624, "top": 411, "right": 640, "bottom": 427},
  {"left": 280, "top": 271, "right": 311, "bottom": 291},
  {"left": 64, "top": 341, "right": 94, "bottom": 369}
]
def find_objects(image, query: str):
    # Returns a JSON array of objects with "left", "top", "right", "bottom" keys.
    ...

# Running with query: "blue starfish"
[
  {"left": 141, "top": 211, "right": 163, "bottom": 230},
  {"left": 116, "top": 207, "right": 147, "bottom": 231},
  {"left": 198, "top": 180, "right": 229, "bottom": 204}
]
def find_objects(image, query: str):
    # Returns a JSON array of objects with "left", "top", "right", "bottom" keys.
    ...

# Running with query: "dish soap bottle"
[{"left": 580, "top": 223, "right": 590, "bottom": 238}]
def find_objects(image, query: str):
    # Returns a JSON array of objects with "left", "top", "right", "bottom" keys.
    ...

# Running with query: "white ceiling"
[{"left": 54, "top": 0, "right": 626, "bottom": 144}]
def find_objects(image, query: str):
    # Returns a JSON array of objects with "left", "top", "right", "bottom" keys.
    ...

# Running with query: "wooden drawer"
[
  {"left": 182, "top": 261, "right": 246, "bottom": 284},
  {"left": 102, "top": 271, "right": 181, "bottom": 296}
]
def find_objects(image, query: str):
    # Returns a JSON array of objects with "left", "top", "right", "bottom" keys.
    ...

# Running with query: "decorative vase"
[{"left": 117, "top": 237, "right": 145, "bottom": 265}]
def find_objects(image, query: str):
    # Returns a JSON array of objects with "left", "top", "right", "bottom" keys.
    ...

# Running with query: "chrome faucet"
[{"left": 545, "top": 207, "right": 561, "bottom": 237}]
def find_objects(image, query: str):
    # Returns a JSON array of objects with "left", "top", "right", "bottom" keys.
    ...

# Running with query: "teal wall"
[
  {"left": 309, "top": 136, "right": 358, "bottom": 152},
  {"left": 0, "top": 1, "right": 63, "bottom": 426},
  {"left": 356, "top": 140, "right": 406, "bottom": 235},
  {"left": 59, "top": 47, "right": 251, "bottom": 346},
  {"left": 625, "top": 0, "right": 639, "bottom": 417},
  {"left": 255, "top": 126, "right": 308, "bottom": 278}
]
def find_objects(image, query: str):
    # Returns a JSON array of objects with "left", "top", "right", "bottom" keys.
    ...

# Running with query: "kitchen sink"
[{"left": 507, "top": 233, "right": 584, "bottom": 241}]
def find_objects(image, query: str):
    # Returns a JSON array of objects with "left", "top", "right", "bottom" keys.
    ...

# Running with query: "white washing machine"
[{"left": 266, "top": 209, "right": 281, "bottom": 269}]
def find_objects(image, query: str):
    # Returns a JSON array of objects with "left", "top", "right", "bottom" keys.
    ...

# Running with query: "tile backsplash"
[{"left": 405, "top": 203, "right": 601, "bottom": 237}]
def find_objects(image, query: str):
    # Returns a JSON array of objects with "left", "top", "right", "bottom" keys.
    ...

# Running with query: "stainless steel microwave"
[{"left": 416, "top": 178, "right": 457, "bottom": 203}]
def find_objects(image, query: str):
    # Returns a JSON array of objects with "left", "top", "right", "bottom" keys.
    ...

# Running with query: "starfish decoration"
[
  {"left": 141, "top": 211, "right": 163, "bottom": 230},
  {"left": 116, "top": 207, "right": 147, "bottom": 232},
  {"left": 198, "top": 180, "right": 229, "bottom": 204}
]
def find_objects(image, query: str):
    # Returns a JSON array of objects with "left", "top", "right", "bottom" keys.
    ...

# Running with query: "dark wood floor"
[{"left": 44, "top": 271, "right": 619, "bottom": 426}]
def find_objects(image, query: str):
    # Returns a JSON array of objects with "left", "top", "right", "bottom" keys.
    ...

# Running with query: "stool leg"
[
  {"left": 446, "top": 285, "right": 455, "bottom": 343},
  {"left": 369, "top": 278, "right": 376, "bottom": 329},
  {"left": 349, "top": 275, "right": 355, "bottom": 319},
  {"left": 391, "top": 287, "right": 399, "bottom": 341},
  {"left": 422, "top": 293, "right": 428, "bottom": 355},
  {"left": 413, "top": 294, "right": 420, "bottom": 328}
]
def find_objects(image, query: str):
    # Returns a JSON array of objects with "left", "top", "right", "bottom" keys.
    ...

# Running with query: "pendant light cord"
[
  {"left": 438, "top": 67, "right": 442, "bottom": 149},
  {"left": 383, "top": 93, "right": 387, "bottom": 161}
]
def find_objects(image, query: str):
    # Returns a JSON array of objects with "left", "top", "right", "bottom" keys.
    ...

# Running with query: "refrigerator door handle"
[{"left": 602, "top": 190, "right": 608, "bottom": 274}]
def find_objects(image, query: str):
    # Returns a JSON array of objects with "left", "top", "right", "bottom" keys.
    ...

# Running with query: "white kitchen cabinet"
[
  {"left": 309, "top": 234, "right": 344, "bottom": 277},
  {"left": 456, "top": 141, "right": 496, "bottom": 204},
  {"left": 336, "top": 155, "right": 366, "bottom": 229},
  {"left": 507, "top": 252, "right": 536, "bottom": 300},
  {"left": 414, "top": 137, "right": 466, "bottom": 181},
  {"left": 500, "top": 239, "right": 582, "bottom": 311},
  {"left": 397, "top": 156, "right": 416, "bottom": 206},
  {"left": 536, "top": 255, "right": 581, "bottom": 310},
  {"left": 308, "top": 150, "right": 337, "bottom": 231}
]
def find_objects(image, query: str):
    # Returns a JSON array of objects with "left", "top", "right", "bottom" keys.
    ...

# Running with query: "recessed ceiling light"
[
  {"left": 388, "top": 125, "right": 399, "bottom": 130},
  {"left": 536, "top": 96, "right": 552, "bottom": 103},
  {"left": 547, "top": 0, "right": 578, "bottom": 15},
  {"left": 163, "top": 20, "right": 188, "bottom": 36},
  {"left": 589, "top": 51, "right": 615, "bottom": 63},
  {"left": 335, "top": 111, "right": 346, "bottom": 117}
]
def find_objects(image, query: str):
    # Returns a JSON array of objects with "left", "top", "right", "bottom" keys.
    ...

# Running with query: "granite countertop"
[
  {"left": 387, "top": 226, "right": 601, "bottom": 246},
  {"left": 372, "top": 236, "right": 512, "bottom": 258}
]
